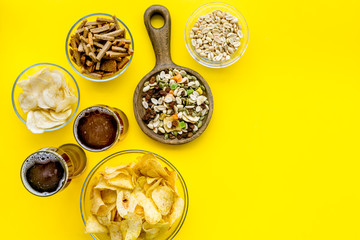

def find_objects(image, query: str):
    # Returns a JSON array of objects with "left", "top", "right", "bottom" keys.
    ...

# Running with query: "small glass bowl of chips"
[
  {"left": 12, "top": 63, "right": 80, "bottom": 133},
  {"left": 80, "top": 150, "right": 189, "bottom": 240}
]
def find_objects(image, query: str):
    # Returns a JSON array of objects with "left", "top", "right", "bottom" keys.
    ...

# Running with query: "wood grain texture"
[{"left": 133, "top": 5, "right": 213, "bottom": 145}]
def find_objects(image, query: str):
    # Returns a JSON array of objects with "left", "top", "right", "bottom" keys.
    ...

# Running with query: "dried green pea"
[
  {"left": 197, "top": 120, "right": 203, "bottom": 128},
  {"left": 144, "top": 81, "right": 149, "bottom": 86},
  {"left": 172, "top": 131, "right": 178, "bottom": 136},
  {"left": 201, "top": 85, "right": 205, "bottom": 91},
  {"left": 200, "top": 116, "right": 205, "bottom": 120},
  {"left": 164, "top": 133, "right": 169, "bottom": 139},
  {"left": 159, "top": 83, "right": 164, "bottom": 89}
]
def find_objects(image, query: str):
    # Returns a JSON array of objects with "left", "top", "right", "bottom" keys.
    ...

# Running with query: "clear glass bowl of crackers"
[
  {"left": 80, "top": 150, "right": 189, "bottom": 240},
  {"left": 66, "top": 13, "right": 134, "bottom": 82}
]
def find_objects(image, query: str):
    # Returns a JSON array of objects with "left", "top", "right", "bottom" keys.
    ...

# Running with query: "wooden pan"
[{"left": 133, "top": 5, "right": 213, "bottom": 145}]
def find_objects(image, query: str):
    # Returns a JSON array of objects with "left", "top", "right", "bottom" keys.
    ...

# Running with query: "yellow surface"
[{"left": 1, "top": 0, "right": 360, "bottom": 239}]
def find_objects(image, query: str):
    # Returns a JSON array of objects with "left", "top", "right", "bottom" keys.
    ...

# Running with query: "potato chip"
[
  {"left": 19, "top": 93, "right": 37, "bottom": 113},
  {"left": 33, "top": 110, "right": 64, "bottom": 129},
  {"left": 109, "top": 222, "right": 123, "bottom": 240},
  {"left": 134, "top": 153, "right": 169, "bottom": 180},
  {"left": 26, "top": 111, "right": 44, "bottom": 134},
  {"left": 124, "top": 213, "right": 142, "bottom": 240},
  {"left": 152, "top": 186, "right": 174, "bottom": 216},
  {"left": 85, "top": 214, "right": 108, "bottom": 234},
  {"left": 105, "top": 165, "right": 128, "bottom": 174},
  {"left": 99, "top": 203, "right": 116, "bottom": 217},
  {"left": 91, "top": 189, "right": 109, "bottom": 216},
  {"left": 146, "top": 177, "right": 158, "bottom": 185},
  {"left": 49, "top": 109, "right": 72, "bottom": 121},
  {"left": 17, "top": 67, "right": 78, "bottom": 133},
  {"left": 142, "top": 222, "right": 169, "bottom": 240},
  {"left": 116, "top": 190, "right": 131, "bottom": 218},
  {"left": 168, "top": 197, "right": 184, "bottom": 226},
  {"left": 94, "top": 176, "right": 118, "bottom": 191},
  {"left": 103, "top": 169, "right": 131, "bottom": 180},
  {"left": 134, "top": 191, "right": 162, "bottom": 224},
  {"left": 136, "top": 176, "right": 147, "bottom": 189},
  {"left": 107, "top": 174, "right": 134, "bottom": 190},
  {"left": 97, "top": 211, "right": 111, "bottom": 226},
  {"left": 101, "top": 189, "right": 117, "bottom": 204},
  {"left": 145, "top": 178, "right": 162, "bottom": 198}
]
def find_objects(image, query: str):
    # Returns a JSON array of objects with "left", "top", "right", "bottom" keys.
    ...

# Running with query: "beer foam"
[
  {"left": 75, "top": 106, "right": 114, "bottom": 122},
  {"left": 21, "top": 151, "right": 67, "bottom": 196}
]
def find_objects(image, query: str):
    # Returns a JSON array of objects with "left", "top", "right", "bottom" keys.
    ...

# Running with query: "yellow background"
[{"left": 1, "top": 0, "right": 360, "bottom": 239}]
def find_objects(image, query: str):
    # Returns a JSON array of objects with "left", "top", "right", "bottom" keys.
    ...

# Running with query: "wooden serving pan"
[{"left": 133, "top": 5, "right": 213, "bottom": 144}]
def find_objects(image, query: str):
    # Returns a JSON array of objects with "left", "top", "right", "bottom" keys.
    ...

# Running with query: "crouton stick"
[
  {"left": 83, "top": 27, "right": 89, "bottom": 37},
  {"left": 80, "top": 36, "right": 89, "bottom": 44},
  {"left": 90, "top": 24, "right": 110, "bottom": 34},
  {"left": 97, "top": 17, "right": 114, "bottom": 23},
  {"left": 96, "top": 41, "right": 112, "bottom": 61},
  {"left": 112, "top": 15, "right": 120, "bottom": 30},
  {"left": 88, "top": 52, "right": 97, "bottom": 62},
  {"left": 88, "top": 32, "right": 94, "bottom": 46},
  {"left": 93, "top": 41, "right": 104, "bottom": 48},
  {"left": 94, "top": 34, "right": 114, "bottom": 41},
  {"left": 95, "top": 61, "right": 101, "bottom": 70},
  {"left": 113, "top": 38, "right": 131, "bottom": 44},
  {"left": 117, "top": 57, "right": 129, "bottom": 69},
  {"left": 111, "top": 46, "right": 127, "bottom": 52},
  {"left": 77, "top": 19, "right": 87, "bottom": 29},
  {"left": 104, "top": 29, "right": 124, "bottom": 37}
]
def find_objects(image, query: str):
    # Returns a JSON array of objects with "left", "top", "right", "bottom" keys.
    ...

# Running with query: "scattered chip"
[{"left": 85, "top": 153, "right": 184, "bottom": 240}]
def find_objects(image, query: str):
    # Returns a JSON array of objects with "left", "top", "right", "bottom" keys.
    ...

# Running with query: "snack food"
[
  {"left": 74, "top": 105, "right": 129, "bottom": 151},
  {"left": 141, "top": 69, "right": 210, "bottom": 140},
  {"left": 85, "top": 153, "right": 184, "bottom": 240},
  {"left": 17, "top": 67, "right": 78, "bottom": 133},
  {"left": 68, "top": 15, "right": 133, "bottom": 79},
  {"left": 190, "top": 10, "right": 243, "bottom": 62}
]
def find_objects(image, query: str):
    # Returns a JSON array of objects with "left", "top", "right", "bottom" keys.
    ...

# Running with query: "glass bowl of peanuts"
[
  {"left": 185, "top": 2, "right": 249, "bottom": 68},
  {"left": 66, "top": 13, "right": 134, "bottom": 82}
]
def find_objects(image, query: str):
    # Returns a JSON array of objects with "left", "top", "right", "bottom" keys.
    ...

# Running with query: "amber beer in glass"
[
  {"left": 73, "top": 105, "right": 129, "bottom": 152},
  {"left": 20, "top": 144, "right": 87, "bottom": 197}
]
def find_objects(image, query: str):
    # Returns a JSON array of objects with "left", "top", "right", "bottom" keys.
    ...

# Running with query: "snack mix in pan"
[{"left": 141, "top": 69, "right": 210, "bottom": 140}]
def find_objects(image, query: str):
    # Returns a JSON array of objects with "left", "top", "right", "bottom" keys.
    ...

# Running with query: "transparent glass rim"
[
  {"left": 184, "top": 2, "right": 249, "bottom": 68},
  {"left": 11, "top": 62, "right": 80, "bottom": 132},
  {"left": 65, "top": 13, "right": 134, "bottom": 82},
  {"left": 80, "top": 149, "right": 189, "bottom": 240}
]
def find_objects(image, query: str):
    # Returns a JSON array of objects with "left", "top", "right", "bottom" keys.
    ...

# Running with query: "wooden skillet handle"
[{"left": 144, "top": 5, "right": 174, "bottom": 67}]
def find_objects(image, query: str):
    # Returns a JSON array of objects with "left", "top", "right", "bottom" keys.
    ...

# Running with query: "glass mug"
[
  {"left": 73, "top": 105, "right": 129, "bottom": 152},
  {"left": 21, "top": 144, "right": 87, "bottom": 197}
]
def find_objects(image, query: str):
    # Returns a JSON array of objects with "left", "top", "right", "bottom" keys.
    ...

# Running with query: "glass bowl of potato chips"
[
  {"left": 12, "top": 63, "right": 80, "bottom": 133},
  {"left": 80, "top": 150, "right": 188, "bottom": 240}
]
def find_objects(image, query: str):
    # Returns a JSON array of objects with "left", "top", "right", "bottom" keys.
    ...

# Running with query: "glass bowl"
[
  {"left": 185, "top": 2, "right": 249, "bottom": 68},
  {"left": 11, "top": 63, "right": 80, "bottom": 132},
  {"left": 80, "top": 150, "right": 189, "bottom": 240},
  {"left": 66, "top": 13, "right": 134, "bottom": 82}
]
